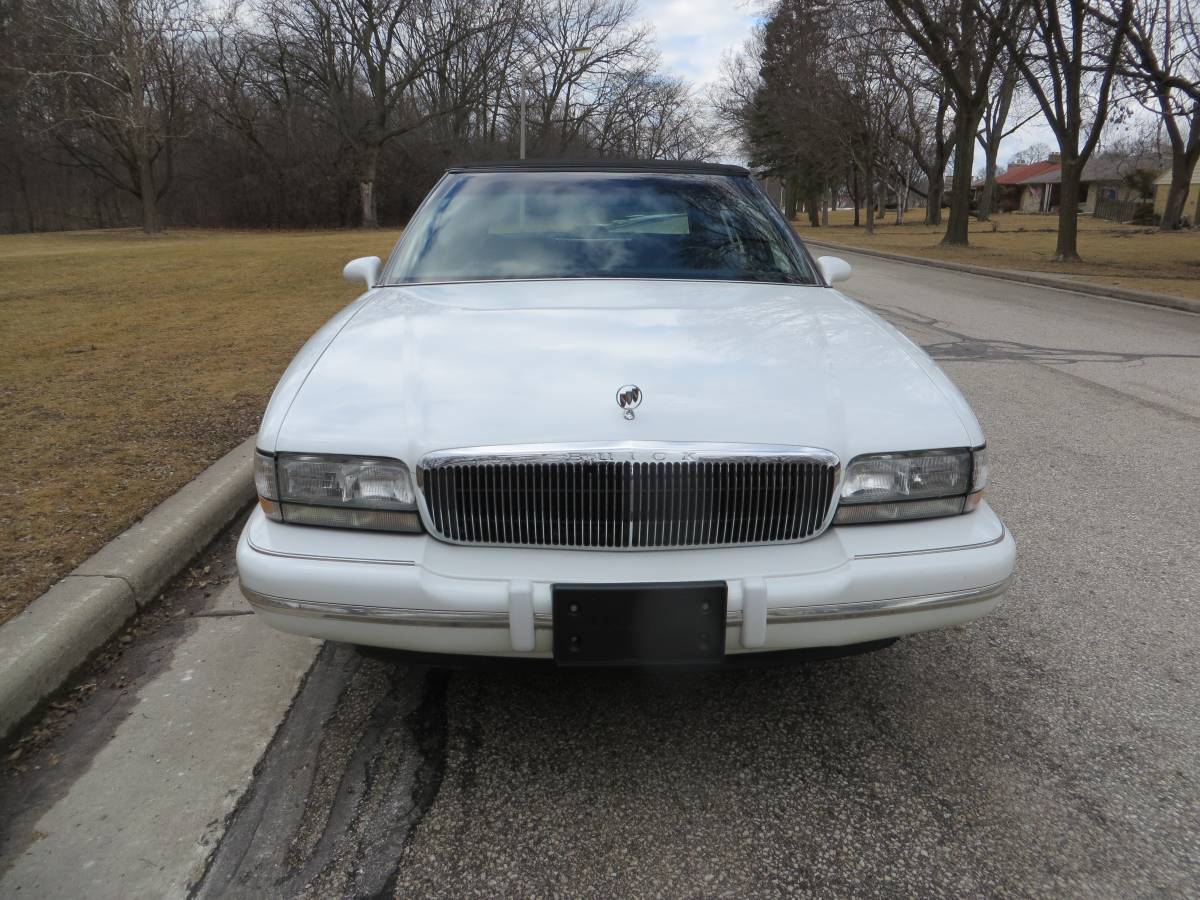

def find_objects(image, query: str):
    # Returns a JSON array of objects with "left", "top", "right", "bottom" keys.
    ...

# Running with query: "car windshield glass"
[{"left": 383, "top": 171, "right": 817, "bottom": 285}]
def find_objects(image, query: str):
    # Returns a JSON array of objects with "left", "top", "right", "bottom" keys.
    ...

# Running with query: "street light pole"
[{"left": 517, "top": 46, "right": 591, "bottom": 161}]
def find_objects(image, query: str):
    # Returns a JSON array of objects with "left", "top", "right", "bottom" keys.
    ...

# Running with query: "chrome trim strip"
[
  {"left": 415, "top": 442, "right": 843, "bottom": 551},
  {"left": 851, "top": 527, "right": 1007, "bottom": 560},
  {"left": 246, "top": 522, "right": 1005, "bottom": 564},
  {"left": 420, "top": 442, "right": 841, "bottom": 467},
  {"left": 729, "top": 577, "right": 1011, "bottom": 625},
  {"left": 246, "top": 535, "right": 416, "bottom": 567},
  {"left": 244, "top": 578, "right": 1010, "bottom": 630},
  {"left": 242, "top": 587, "right": 513, "bottom": 628}
]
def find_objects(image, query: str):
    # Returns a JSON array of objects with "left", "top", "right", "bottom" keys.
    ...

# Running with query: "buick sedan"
[{"left": 238, "top": 160, "right": 1015, "bottom": 667}]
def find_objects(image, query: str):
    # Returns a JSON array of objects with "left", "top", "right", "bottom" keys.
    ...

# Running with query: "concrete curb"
[
  {"left": 803, "top": 239, "right": 1200, "bottom": 316},
  {"left": 0, "top": 437, "right": 257, "bottom": 742}
]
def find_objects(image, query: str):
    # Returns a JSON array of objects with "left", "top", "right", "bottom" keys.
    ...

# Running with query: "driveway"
[{"left": 3, "top": 252, "right": 1198, "bottom": 898}]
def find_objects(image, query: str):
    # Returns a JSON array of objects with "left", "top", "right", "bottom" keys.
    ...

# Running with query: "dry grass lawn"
[
  {"left": 0, "top": 228, "right": 400, "bottom": 625},
  {"left": 795, "top": 210, "right": 1200, "bottom": 301}
]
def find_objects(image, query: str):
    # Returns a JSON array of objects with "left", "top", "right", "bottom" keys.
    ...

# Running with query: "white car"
[{"left": 238, "top": 160, "right": 1014, "bottom": 667}]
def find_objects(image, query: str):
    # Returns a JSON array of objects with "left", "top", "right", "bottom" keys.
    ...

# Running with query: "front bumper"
[{"left": 237, "top": 502, "right": 1015, "bottom": 659}]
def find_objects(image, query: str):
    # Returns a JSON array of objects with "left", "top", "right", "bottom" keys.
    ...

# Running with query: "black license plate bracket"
[{"left": 551, "top": 582, "right": 727, "bottom": 666}]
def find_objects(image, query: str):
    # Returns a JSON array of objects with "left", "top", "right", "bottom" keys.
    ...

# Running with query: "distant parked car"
[{"left": 239, "top": 160, "right": 1015, "bottom": 667}]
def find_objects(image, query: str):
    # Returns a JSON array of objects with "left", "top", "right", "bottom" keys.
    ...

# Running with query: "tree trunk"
[
  {"left": 1159, "top": 152, "right": 1198, "bottom": 231},
  {"left": 1159, "top": 170, "right": 1192, "bottom": 230},
  {"left": 851, "top": 168, "right": 861, "bottom": 227},
  {"left": 1153, "top": 97, "right": 1200, "bottom": 231},
  {"left": 864, "top": 167, "right": 876, "bottom": 235},
  {"left": 15, "top": 154, "right": 36, "bottom": 232},
  {"left": 137, "top": 150, "right": 162, "bottom": 235},
  {"left": 821, "top": 188, "right": 830, "bottom": 226},
  {"left": 977, "top": 62, "right": 1017, "bottom": 225},
  {"left": 359, "top": 146, "right": 380, "bottom": 228},
  {"left": 807, "top": 190, "right": 820, "bottom": 227},
  {"left": 925, "top": 176, "right": 943, "bottom": 225},
  {"left": 977, "top": 177, "right": 994, "bottom": 222},
  {"left": 978, "top": 139, "right": 1000, "bottom": 222},
  {"left": 1054, "top": 159, "right": 1083, "bottom": 261},
  {"left": 942, "top": 112, "right": 979, "bottom": 246}
]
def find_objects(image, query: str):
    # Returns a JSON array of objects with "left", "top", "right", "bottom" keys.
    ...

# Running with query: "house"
[
  {"left": 1153, "top": 168, "right": 1200, "bottom": 225},
  {"left": 1010, "top": 153, "right": 1168, "bottom": 215},
  {"left": 972, "top": 159, "right": 1061, "bottom": 213},
  {"left": 1076, "top": 155, "right": 1166, "bottom": 214},
  {"left": 1015, "top": 166, "right": 1061, "bottom": 213}
]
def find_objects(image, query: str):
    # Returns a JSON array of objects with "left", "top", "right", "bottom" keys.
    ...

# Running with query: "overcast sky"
[
  {"left": 634, "top": 0, "right": 1073, "bottom": 170},
  {"left": 635, "top": 0, "right": 760, "bottom": 88}
]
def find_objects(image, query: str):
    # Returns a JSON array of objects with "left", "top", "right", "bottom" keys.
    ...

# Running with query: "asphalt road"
[{"left": 3, "top": 253, "right": 1199, "bottom": 898}]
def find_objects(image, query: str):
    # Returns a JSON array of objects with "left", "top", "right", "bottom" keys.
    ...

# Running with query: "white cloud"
[{"left": 637, "top": 0, "right": 761, "bottom": 88}]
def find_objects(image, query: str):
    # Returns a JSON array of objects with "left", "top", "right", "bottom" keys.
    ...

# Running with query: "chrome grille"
[{"left": 418, "top": 445, "right": 840, "bottom": 549}]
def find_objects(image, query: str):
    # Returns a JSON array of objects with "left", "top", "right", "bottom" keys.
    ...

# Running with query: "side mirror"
[
  {"left": 816, "top": 255, "right": 852, "bottom": 285},
  {"left": 342, "top": 256, "right": 382, "bottom": 289}
]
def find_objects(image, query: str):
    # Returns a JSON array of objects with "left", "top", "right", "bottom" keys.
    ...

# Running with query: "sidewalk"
[
  {"left": 803, "top": 238, "right": 1200, "bottom": 316},
  {"left": 0, "top": 581, "right": 318, "bottom": 900}
]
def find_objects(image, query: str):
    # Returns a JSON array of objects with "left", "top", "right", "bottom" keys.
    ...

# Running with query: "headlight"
[
  {"left": 833, "top": 447, "right": 987, "bottom": 525},
  {"left": 254, "top": 451, "right": 422, "bottom": 532}
]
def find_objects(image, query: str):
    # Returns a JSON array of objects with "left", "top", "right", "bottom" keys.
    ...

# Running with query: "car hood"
[{"left": 263, "top": 279, "right": 980, "bottom": 465}]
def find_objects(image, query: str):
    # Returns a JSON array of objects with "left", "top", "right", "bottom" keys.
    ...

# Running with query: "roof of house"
[
  {"left": 1155, "top": 167, "right": 1200, "bottom": 185},
  {"left": 1081, "top": 157, "right": 1129, "bottom": 183},
  {"left": 994, "top": 160, "right": 1061, "bottom": 187},
  {"left": 1081, "top": 155, "right": 1169, "bottom": 183},
  {"left": 1017, "top": 154, "right": 1170, "bottom": 186},
  {"left": 1018, "top": 165, "right": 1063, "bottom": 185}
]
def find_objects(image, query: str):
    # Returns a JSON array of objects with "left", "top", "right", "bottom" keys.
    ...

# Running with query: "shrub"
[{"left": 1130, "top": 202, "right": 1157, "bottom": 226}]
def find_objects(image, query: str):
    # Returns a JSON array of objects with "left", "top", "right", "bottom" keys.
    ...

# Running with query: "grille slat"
[
  {"left": 762, "top": 462, "right": 774, "bottom": 543},
  {"left": 420, "top": 448, "right": 838, "bottom": 550},
  {"left": 721, "top": 462, "right": 730, "bottom": 543}
]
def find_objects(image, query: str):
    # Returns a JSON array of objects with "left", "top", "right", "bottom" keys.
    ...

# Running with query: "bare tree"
[
  {"left": 886, "top": 51, "right": 954, "bottom": 224},
  {"left": 975, "top": 49, "right": 1039, "bottom": 218},
  {"left": 1098, "top": 0, "right": 1200, "bottom": 229},
  {"left": 708, "top": 33, "right": 765, "bottom": 160},
  {"left": 879, "top": 0, "right": 1031, "bottom": 246},
  {"left": 413, "top": 0, "right": 524, "bottom": 148},
  {"left": 261, "top": 0, "right": 514, "bottom": 227},
  {"left": 1, "top": 0, "right": 39, "bottom": 231},
  {"left": 193, "top": 10, "right": 357, "bottom": 226},
  {"left": 517, "top": 0, "right": 652, "bottom": 155},
  {"left": 1009, "top": 140, "right": 1053, "bottom": 162},
  {"left": 21, "top": 0, "right": 198, "bottom": 233},
  {"left": 1008, "top": 0, "right": 1133, "bottom": 259},
  {"left": 1, "top": 0, "right": 719, "bottom": 232},
  {"left": 837, "top": 32, "right": 904, "bottom": 235},
  {"left": 884, "top": 136, "right": 924, "bottom": 223}
]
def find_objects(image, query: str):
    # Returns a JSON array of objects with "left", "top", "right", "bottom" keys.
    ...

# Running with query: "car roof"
[{"left": 445, "top": 159, "right": 749, "bottom": 177}]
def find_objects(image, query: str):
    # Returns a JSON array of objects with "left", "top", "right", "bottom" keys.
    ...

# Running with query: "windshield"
[{"left": 383, "top": 171, "right": 818, "bottom": 286}]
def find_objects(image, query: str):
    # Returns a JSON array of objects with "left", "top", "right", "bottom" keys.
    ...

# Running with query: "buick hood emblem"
[{"left": 616, "top": 384, "right": 642, "bottom": 420}]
